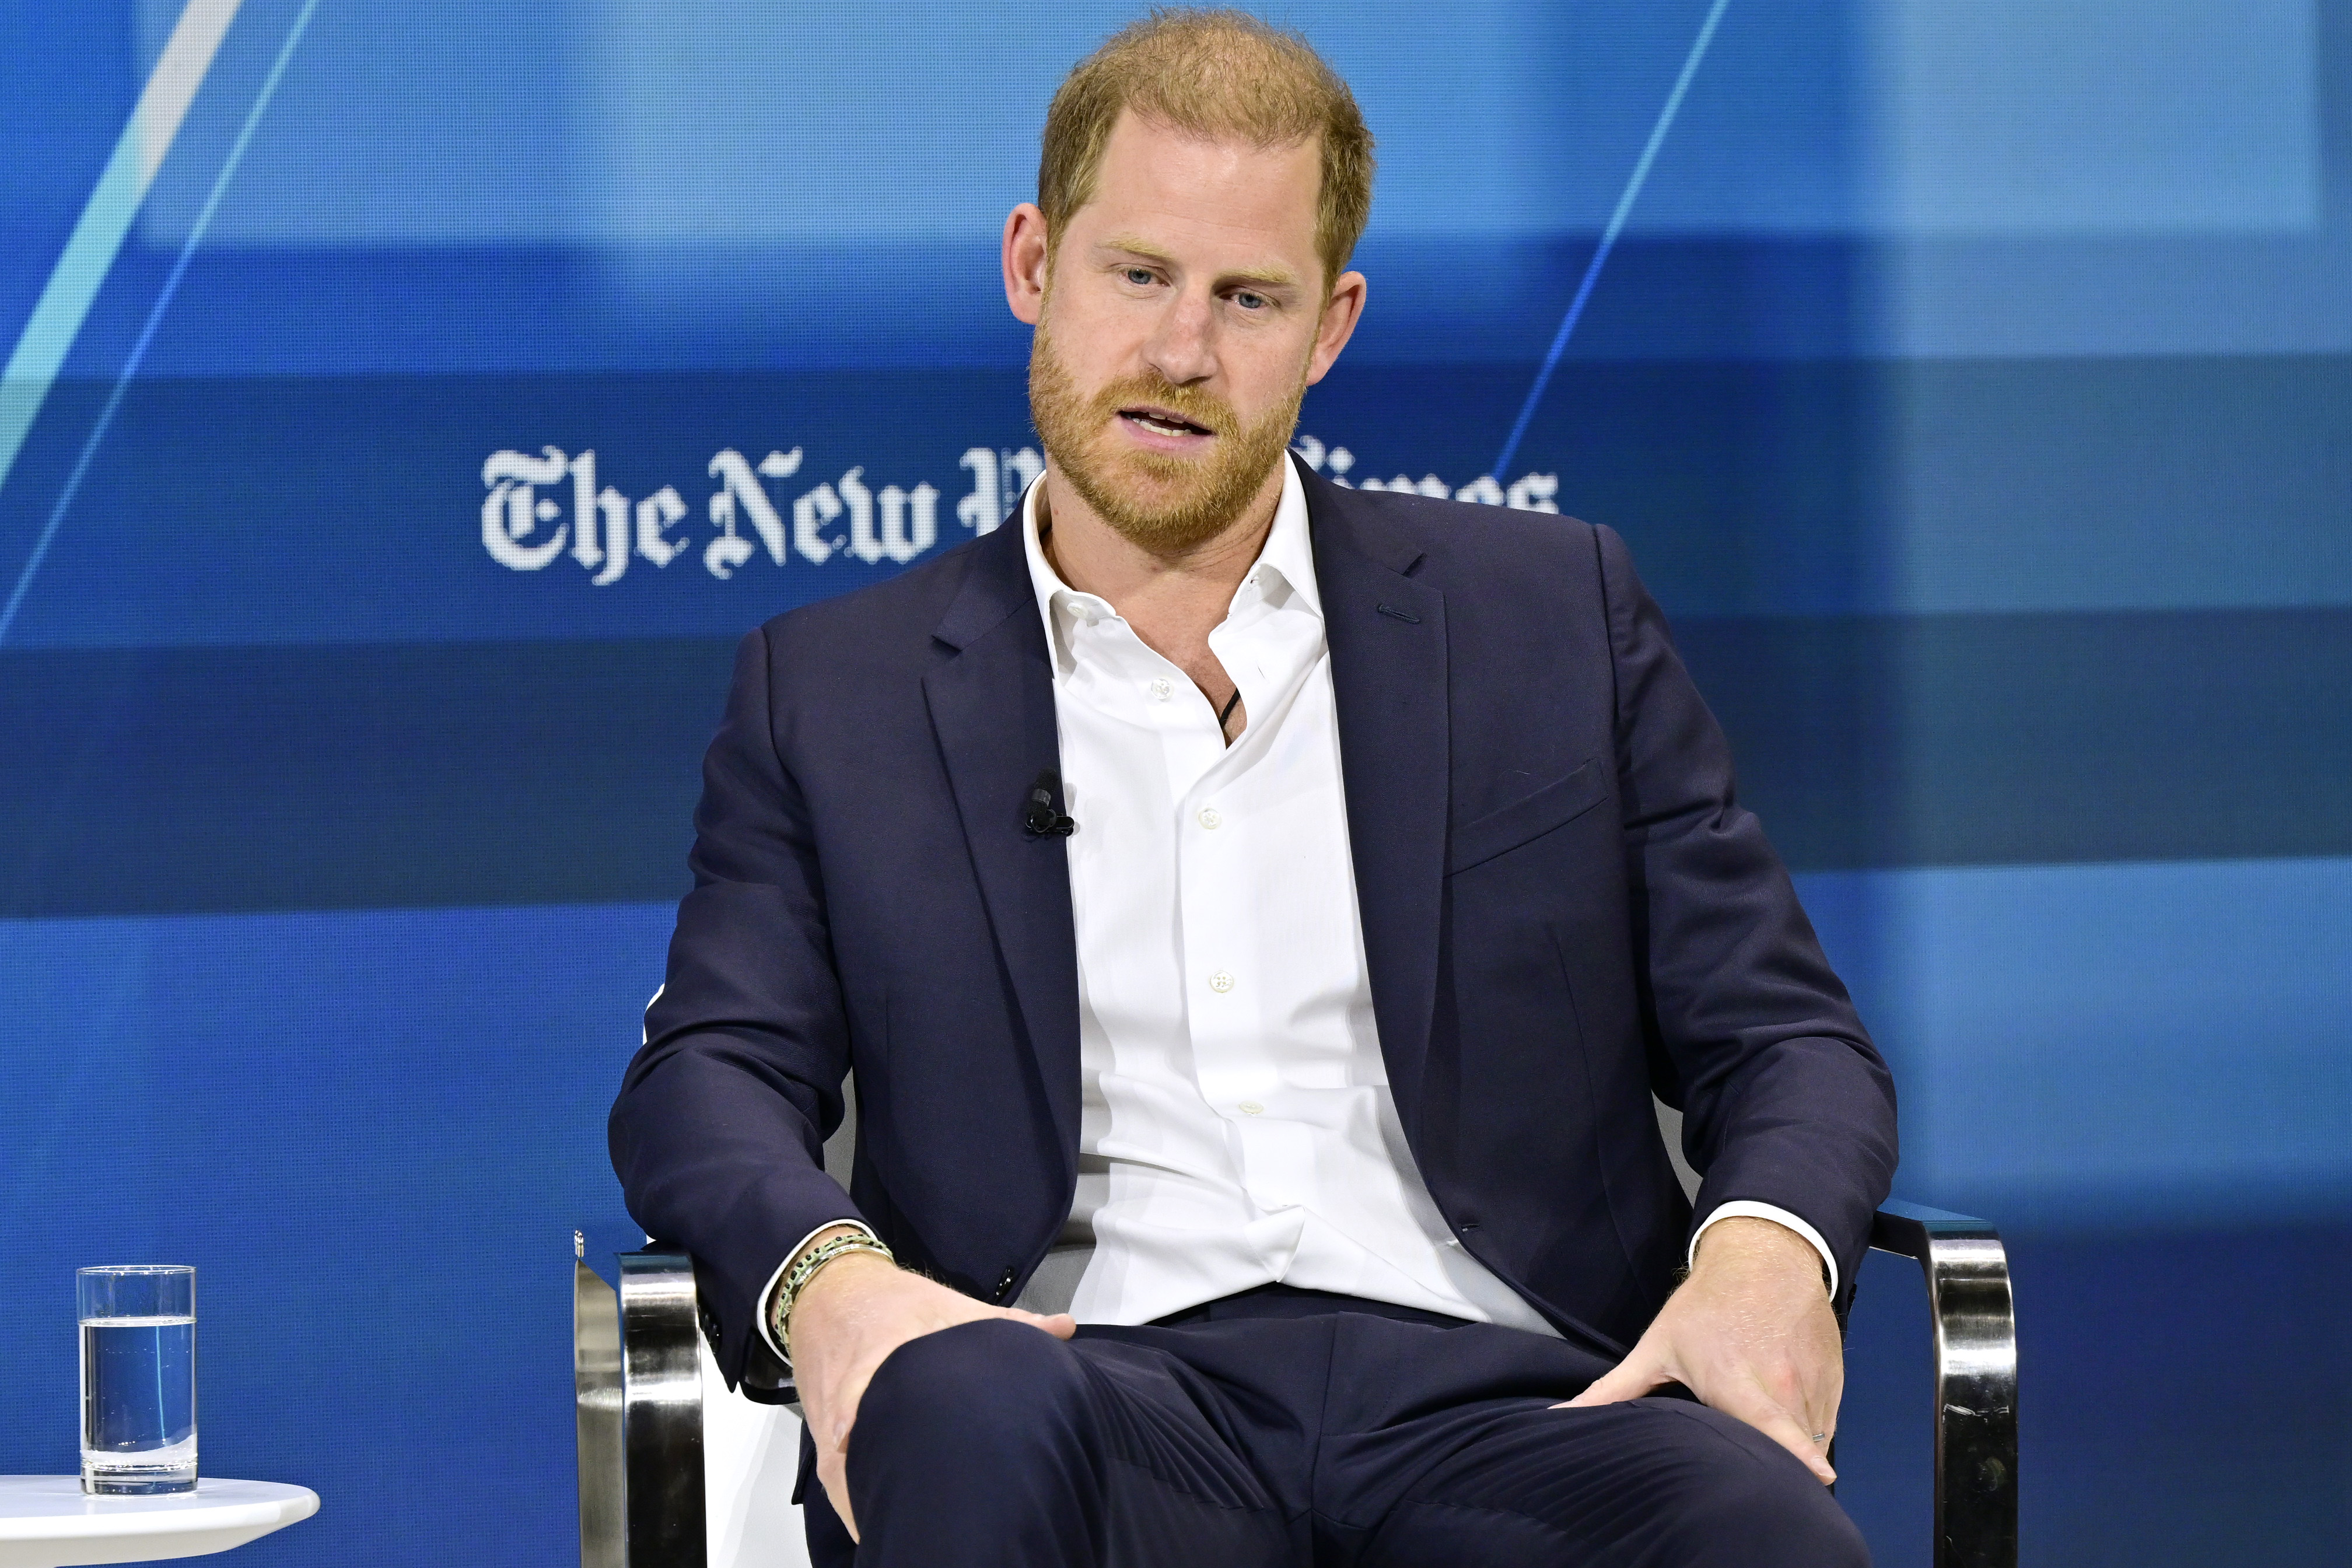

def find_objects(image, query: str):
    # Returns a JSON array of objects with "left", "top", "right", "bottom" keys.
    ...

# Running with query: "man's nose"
[{"left": 1142, "top": 285, "right": 1218, "bottom": 386}]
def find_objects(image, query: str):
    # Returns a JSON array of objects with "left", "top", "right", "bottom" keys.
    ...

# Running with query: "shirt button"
[
  {"left": 1238, "top": 1101, "right": 1265, "bottom": 1116},
  {"left": 1149, "top": 678, "right": 1173, "bottom": 700},
  {"left": 1208, "top": 970, "right": 1235, "bottom": 993},
  {"left": 1197, "top": 807, "right": 1222, "bottom": 830}
]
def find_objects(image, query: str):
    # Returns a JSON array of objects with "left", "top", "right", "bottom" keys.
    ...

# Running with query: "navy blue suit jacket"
[{"left": 610, "top": 459, "right": 1897, "bottom": 1392}]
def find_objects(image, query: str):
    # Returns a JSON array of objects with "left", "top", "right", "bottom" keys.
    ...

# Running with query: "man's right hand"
[{"left": 786, "top": 1236, "right": 1076, "bottom": 1542}]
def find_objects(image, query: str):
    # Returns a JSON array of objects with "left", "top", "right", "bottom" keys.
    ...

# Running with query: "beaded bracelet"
[{"left": 772, "top": 1226, "right": 896, "bottom": 1362}]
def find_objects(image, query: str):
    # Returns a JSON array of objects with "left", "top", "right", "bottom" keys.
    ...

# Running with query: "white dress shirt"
[
  {"left": 1025, "top": 462, "right": 1555, "bottom": 1331},
  {"left": 755, "top": 459, "right": 1834, "bottom": 1357}
]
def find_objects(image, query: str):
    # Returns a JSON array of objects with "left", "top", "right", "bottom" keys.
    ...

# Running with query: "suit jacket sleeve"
[
  {"left": 608, "top": 624, "right": 863, "bottom": 1385},
  {"left": 1594, "top": 523, "right": 1898, "bottom": 1305}
]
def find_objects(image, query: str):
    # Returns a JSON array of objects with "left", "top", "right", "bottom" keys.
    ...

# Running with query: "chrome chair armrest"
[
  {"left": 574, "top": 1247, "right": 624, "bottom": 1568},
  {"left": 1869, "top": 1200, "right": 2018, "bottom": 1568},
  {"left": 575, "top": 1245, "right": 707, "bottom": 1568}
]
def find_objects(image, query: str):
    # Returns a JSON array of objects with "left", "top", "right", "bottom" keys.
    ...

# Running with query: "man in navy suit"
[{"left": 611, "top": 12, "right": 1894, "bottom": 1565}]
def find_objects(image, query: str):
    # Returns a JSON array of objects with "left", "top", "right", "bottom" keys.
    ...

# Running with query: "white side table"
[{"left": 0, "top": 1478, "right": 317, "bottom": 1568}]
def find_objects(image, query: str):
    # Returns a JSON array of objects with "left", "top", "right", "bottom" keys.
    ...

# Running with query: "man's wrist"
[
  {"left": 1692, "top": 1214, "right": 1831, "bottom": 1294},
  {"left": 1689, "top": 1202, "right": 1839, "bottom": 1296},
  {"left": 755, "top": 1220, "right": 864, "bottom": 1360},
  {"left": 768, "top": 1224, "right": 895, "bottom": 1359},
  {"left": 790, "top": 1246, "right": 897, "bottom": 1315}
]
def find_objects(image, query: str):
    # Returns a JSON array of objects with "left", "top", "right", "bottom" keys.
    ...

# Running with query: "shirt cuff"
[
  {"left": 754, "top": 1218, "right": 867, "bottom": 1362},
  {"left": 1688, "top": 1201, "right": 1839, "bottom": 1297}
]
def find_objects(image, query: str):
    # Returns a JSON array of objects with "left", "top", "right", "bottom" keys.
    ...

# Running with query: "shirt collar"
[{"left": 1022, "top": 454, "right": 1321, "bottom": 662}]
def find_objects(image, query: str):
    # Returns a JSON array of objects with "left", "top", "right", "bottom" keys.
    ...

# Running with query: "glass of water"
[{"left": 78, "top": 1265, "right": 197, "bottom": 1495}]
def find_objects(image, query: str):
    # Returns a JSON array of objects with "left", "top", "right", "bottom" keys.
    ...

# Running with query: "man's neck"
[{"left": 1037, "top": 460, "right": 1286, "bottom": 660}]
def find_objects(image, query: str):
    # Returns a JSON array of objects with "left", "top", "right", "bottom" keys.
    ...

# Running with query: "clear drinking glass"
[{"left": 78, "top": 1265, "right": 197, "bottom": 1494}]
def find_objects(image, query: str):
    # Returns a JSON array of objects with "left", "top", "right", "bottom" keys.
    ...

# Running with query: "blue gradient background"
[{"left": 1, "top": 3, "right": 2346, "bottom": 1564}]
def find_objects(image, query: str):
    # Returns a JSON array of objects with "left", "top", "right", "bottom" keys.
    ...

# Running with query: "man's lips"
[{"left": 1117, "top": 405, "right": 1215, "bottom": 439}]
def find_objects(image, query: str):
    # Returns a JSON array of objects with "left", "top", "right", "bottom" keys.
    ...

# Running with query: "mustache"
[{"left": 1085, "top": 375, "right": 1239, "bottom": 438}]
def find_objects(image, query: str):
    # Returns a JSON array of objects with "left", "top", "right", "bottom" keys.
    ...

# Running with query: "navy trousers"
[{"left": 797, "top": 1286, "right": 1868, "bottom": 1567}]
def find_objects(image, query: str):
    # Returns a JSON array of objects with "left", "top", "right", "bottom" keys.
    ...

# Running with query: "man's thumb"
[
  {"left": 1559, "top": 1351, "right": 1667, "bottom": 1409},
  {"left": 1006, "top": 1308, "right": 1078, "bottom": 1339}
]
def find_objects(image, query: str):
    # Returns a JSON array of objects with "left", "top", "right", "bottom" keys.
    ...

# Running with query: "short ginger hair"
[{"left": 1038, "top": 9, "right": 1376, "bottom": 290}]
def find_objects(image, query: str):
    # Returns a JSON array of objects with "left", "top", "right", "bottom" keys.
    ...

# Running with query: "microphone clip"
[{"left": 1023, "top": 768, "right": 1077, "bottom": 838}]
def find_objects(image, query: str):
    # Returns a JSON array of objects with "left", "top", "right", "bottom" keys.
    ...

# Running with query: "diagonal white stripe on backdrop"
[
  {"left": 0, "top": 0, "right": 248, "bottom": 499},
  {"left": 0, "top": 0, "right": 320, "bottom": 646},
  {"left": 1490, "top": 0, "right": 1731, "bottom": 481}
]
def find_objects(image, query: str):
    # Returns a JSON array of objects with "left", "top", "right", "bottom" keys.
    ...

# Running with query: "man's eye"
[
  {"left": 1233, "top": 292, "right": 1267, "bottom": 310},
  {"left": 1124, "top": 267, "right": 1156, "bottom": 286}
]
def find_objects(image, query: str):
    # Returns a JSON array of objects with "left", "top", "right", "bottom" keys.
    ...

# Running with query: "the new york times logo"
[{"left": 480, "top": 438, "right": 1559, "bottom": 585}]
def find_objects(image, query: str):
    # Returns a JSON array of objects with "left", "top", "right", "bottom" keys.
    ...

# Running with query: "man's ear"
[
  {"left": 1305, "top": 268, "right": 1367, "bottom": 387},
  {"left": 1003, "top": 204, "right": 1051, "bottom": 326}
]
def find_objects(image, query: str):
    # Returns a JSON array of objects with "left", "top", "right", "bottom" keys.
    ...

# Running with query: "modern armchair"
[{"left": 576, "top": 1105, "right": 2017, "bottom": 1568}]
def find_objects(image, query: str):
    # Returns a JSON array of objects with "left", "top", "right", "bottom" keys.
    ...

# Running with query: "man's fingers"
[
  {"left": 1804, "top": 1380, "right": 1845, "bottom": 1455},
  {"left": 1558, "top": 1349, "right": 1670, "bottom": 1409},
  {"left": 1716, "top": 1380, "right": 1838, "bottom": 1486},
  {"left": 1804, "top": 1388, "right": 1841, "bottom": 1453},
  {"left": 816, "top": 1451, "right": 860, "bottom": 1542}
]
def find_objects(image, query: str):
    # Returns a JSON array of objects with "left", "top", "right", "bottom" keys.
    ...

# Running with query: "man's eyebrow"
[
  {"left": 1098, "top": 235, "right": 1179, "bottom": 266},
  {"left": 1097, "top": 235, "right": 1301, "bottom": 291}
]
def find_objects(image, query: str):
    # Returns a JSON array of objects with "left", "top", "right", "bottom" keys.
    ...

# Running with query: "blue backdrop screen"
[{"left": 3, "top": 3, "right": 2346, "bottom": 1564}]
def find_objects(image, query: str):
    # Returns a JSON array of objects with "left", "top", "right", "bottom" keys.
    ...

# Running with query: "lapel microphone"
[{"left": 1023, "top": 768, "right": 1077, "bottom": 837}]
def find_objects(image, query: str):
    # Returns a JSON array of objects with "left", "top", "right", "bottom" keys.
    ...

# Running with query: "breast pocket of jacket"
[{"left": 1446, "top": 757, "right": 1609, "bottom": 876}]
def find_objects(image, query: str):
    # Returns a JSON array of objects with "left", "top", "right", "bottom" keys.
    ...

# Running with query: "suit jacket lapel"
[
  {"left": 922, "top": 522, "right": 1082, "bottom": 1177},
  {"left": 1306, "top": 464, "right": 1449, "bottom": 1129}
]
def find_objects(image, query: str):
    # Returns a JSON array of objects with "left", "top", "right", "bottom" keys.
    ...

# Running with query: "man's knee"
[
  {"left": 1675, "top": 1466, "right": 1868, "bottom": 1567},
  {"left": 853, "top": 1318, "right": 1091, "bottom": 1463},
  {"left": 839, "top": 1321, "right": 1108, "bottom": 1563},
  {"left": 1650, "top": 1405, "right": 1869, "bottom": 1567}
]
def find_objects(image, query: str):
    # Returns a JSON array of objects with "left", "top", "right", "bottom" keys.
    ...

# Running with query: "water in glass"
[{"left": 78, "top": 1266, "right": 197, "bottom": 1494}]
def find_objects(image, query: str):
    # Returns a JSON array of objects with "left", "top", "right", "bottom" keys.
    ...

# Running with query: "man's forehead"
[{"left": 1075, "top": 111, "right": 1322, "bottom": 274}]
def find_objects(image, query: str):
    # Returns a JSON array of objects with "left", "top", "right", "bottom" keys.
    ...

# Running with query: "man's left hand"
[{"left": 1559, "top": 1215, "right": 1843, "bottom": 1484}]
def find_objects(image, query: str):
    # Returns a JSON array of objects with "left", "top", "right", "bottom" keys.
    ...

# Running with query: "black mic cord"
[{"left": 1023, "top": 768, "right": 1076, "bottom": 837}]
